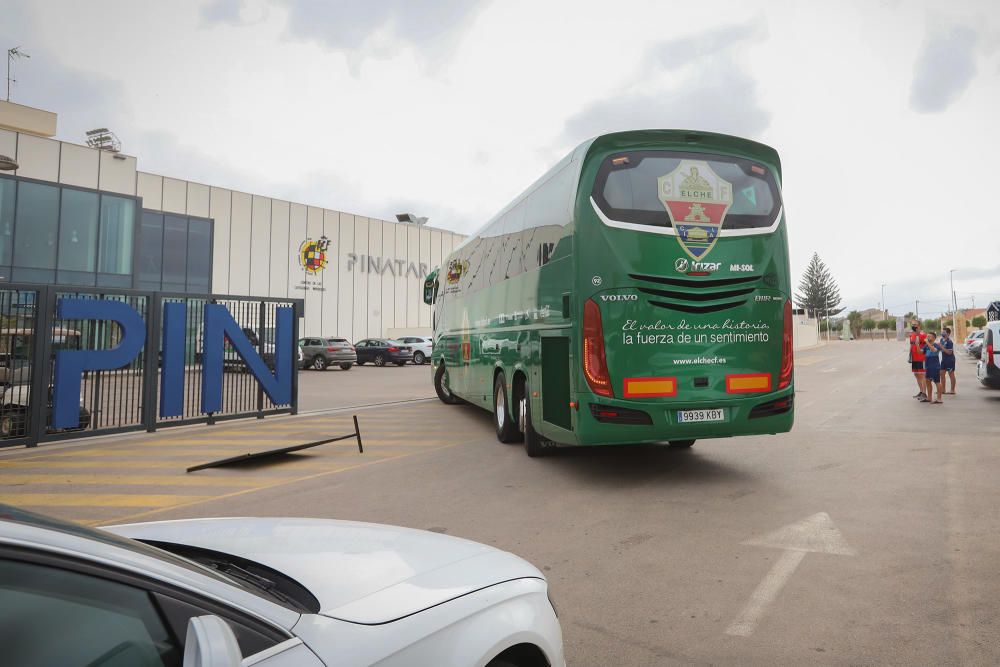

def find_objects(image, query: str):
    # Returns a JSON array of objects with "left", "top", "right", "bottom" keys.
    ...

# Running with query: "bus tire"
[
  {"left": 434, "top": 363, "right": 461, "bottom": 405},
  {"left": 519, "top": 379, "right": 553, "bottom": 458},
  {"left": 493, "top": 372, "right": 521, "bottom": 444},
  {"left": 668, "top": 440, "right": 695, "bottom": 448}
]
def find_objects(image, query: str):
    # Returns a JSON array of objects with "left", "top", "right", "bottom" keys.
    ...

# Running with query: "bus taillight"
[
  {"left": 778, "top": 299, "right": 793, "bottom": 389},
  {"left": 583, "top": 299, "right": 614, "bottom": 397}
]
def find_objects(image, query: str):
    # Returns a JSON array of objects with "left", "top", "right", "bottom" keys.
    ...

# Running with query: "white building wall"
[
  {"left": 229, "top": 192, "right": 252, "bottom": 295},
  {"left": 15, "top": 134, "right": 59, "bottom": 181},
  {"left": 249, "top": 195, "right": 271, "bottom": 297},
  {"left": 208, "top": 187, "right": 232, "bottom": 293},
  {"left": 2, "top": 128, "right": 464, "bottom": 341},
  {"left": 269, "top": 200, "right": 290, "bottom": 298},
  {"left": 336, "top": 212, "right": 355, "bottom": 339},
  {"left": 59, "top": 143, "right": 99, "bottom": 189},
  {"left": 0, "top": 129, "right": 16, "bottom": 161},
  {"left": 319, "top": 208, "right": 339, "bottom": 337}
]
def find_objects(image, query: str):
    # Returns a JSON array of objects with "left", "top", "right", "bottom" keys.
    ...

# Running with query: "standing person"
[
  {"left": 940, "top": 326, "right": 957, "bottom": 394},
  {"left": 920, "top": 332, "right": 943, "bottom": 404},
  {"left": 909, "top": 320, "right": 927, "bottom": 399}
]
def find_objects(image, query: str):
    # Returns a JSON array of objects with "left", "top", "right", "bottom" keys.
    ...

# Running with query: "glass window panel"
[
  {"left": 58, "top": 189, "right": 99, "bottom": 273},
  {"left": 13, "top": 181, "right": 59, "bottom": 270},
  {"left": 97, "top": 195, "right": 135, "bottom": 275},
  {"left": 186, "top": 217, "right": 211, "bottom": 292},
  {"left": 138, "top": 211, "right": 164, "bottom": 287},
  {"left": 162, "top": 214, "right": 188, "bottom": 290},
  {"left": 0, "top": 177, "right": 14, "bottom": 266}
]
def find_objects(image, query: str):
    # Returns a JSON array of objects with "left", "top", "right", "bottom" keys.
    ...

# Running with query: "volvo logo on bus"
[
  {"left": 599, "top": 294, "right": 638, "bottom": 302},
  {"left": 675, "top": 257, "right": 720, "bottom": 273}
]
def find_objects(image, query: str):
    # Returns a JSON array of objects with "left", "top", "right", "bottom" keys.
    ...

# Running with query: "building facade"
[{"left": 0, "top": 101, "right": 464, "bottom": 340}]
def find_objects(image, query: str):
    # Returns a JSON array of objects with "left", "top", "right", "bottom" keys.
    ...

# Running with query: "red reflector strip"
[
  {"left": 725, "top": 373, "right": 772, "bottom": 394},
  {"left": 623, "top": 377, "right": 677, "bottom": 398}
]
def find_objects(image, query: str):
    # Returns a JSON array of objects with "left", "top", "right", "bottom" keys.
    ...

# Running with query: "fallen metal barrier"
[{"left": 186, "top": 415, "right": 364, "bottom": 473}]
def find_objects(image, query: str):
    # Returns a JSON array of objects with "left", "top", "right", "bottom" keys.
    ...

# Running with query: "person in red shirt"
[{"left": 909, "top": 319, "right": 928, "bottom": 399}]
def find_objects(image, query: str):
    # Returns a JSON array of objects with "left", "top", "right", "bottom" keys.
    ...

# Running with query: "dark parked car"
[
  {"left": 299, "top": 337, "right": 357, "bottom": 370},
  {"left": 354, "top": 339, "right": 413, "bottom": 366}
]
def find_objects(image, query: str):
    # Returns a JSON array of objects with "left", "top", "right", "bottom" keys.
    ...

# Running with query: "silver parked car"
[
  {"left": 398, "top": 336, "right": 433, "bottom": 365},
  {"left": 299, "top": 337, "right": 357, "bottom": 370}
]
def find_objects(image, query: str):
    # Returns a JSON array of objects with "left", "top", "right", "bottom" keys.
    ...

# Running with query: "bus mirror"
[{"left": 423, "top": 271, "right": 438, "bottom": 305}]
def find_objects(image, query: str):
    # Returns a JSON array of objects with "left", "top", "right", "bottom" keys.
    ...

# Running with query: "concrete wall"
[
  {"left": 793, "top": 314, "right": 820, "bottom": 350},
  {"left": 2, "top": 128, "right": 465, "bottom": 340}
]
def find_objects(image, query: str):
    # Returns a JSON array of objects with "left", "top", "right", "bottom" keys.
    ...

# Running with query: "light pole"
[
  {"left": 949, "top": 270, "right": 957, "bottom": 333},
  {"left": 825, "top": 296, "right": 830, "bottom": 343},
  {"left": 881, "top": 283, "right": 887, "bottom": 340}
]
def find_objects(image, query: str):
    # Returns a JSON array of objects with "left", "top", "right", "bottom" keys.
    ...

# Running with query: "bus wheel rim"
[{"left": 495, "top": 385, "right": 505, "bottom": 428}]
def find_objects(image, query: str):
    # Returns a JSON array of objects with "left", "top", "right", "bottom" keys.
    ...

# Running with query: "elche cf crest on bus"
[{"left": 658, "top": 160, "right": 733, "bottom": 260}]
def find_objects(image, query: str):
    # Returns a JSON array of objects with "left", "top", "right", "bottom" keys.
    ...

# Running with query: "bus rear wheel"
[
  {"left": 668, "top": 440, "right": 695, "bottom": 448},
  {"left": 493, "top": 372, "right": 521, "bottom": 444},
  {"left": 517, "top": 378, "right": 553, "bottom": 458},
  {"left": 434, "top": 363, "right": 461, "bottom": 405}
]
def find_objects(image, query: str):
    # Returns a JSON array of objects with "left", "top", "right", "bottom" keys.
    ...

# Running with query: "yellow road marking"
[
  {"left": 0, "top": 473, "right": 298, "bottom": 487},
  {"left": 92, "top": 439, "right": 472, "bottom": 526},
  {"left": 0, "top": 494, "right": 211, "bottom": 508}
]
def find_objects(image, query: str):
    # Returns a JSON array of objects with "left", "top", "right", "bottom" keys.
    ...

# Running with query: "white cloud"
[{"left": 910, "top": 23, "right": 979, "bottom": 112}]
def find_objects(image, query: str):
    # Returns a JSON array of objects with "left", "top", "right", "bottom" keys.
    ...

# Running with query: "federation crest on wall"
[
  {"left": 298, "top": 236, "right": 331, "bottom": 274},
  {"left": 658, "top": 160, "right": 732, "bottom": 260}
]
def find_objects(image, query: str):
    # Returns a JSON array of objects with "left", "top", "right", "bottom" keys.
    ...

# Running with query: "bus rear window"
[{"left": 592, "top": 151, "right": 781, "bottom": 230}]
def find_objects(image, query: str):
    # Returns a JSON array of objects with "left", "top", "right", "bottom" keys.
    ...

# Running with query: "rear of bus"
[{"left": 572, "top": 130, "right": 793, "bottom": 446}]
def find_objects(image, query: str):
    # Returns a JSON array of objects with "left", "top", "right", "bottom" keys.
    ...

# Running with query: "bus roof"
[
  {"left": 449, "top": 129, "right": 780, "bottom": 256},
  {"left": 585, "top": 129, "right": 781, "bottom": 178}
]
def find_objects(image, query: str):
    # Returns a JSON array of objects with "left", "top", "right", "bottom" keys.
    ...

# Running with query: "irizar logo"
[
  {"left": 599, "top": 294, "right": 638, "bottom": 302},
  {"left": 674, "top": 257, "right": 720, "bottom": 273}
]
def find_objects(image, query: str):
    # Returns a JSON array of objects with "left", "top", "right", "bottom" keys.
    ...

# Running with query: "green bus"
[{"left": 423, "top": 130, "right": 793, "bottom": 456}]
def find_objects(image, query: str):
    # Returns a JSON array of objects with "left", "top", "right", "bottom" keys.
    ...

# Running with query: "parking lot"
[{"left": 1, "top": 341, "right": 999, "bottom": 665}]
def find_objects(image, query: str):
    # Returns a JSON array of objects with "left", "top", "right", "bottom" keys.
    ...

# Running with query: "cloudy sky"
[{"left": 2, "top": 0, "right": 997, "bottom": 316}]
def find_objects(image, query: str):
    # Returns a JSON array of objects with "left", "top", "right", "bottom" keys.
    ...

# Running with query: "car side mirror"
[{"left": 183, "top": 616, "right": 242, "bottom": 667}]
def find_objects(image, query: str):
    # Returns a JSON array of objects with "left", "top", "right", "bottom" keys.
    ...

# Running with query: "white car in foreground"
[{"left": 0, "top": 506, "right": 564, "bottom": 667}]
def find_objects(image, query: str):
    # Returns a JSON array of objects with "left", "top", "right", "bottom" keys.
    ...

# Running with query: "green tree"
[
  {"left": 862, "top": 318, "right": 877, "bottom": 339},
  {"left": 922, "top": 318, "right": 941, "bottom": 332},
  {"left": 973, "top": 315, "right": 987, "bottom": 328},
  {"left": 794, "top": 252, "right": 843, "bottom": 318},
  {"left": 847, "top": 310, "right": 863, "bottom": 339},
  {"left": 876, "top": 319, "right": 893, "bottom": 339}
]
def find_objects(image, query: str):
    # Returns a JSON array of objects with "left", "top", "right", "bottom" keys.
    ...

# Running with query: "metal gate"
[{"left": 0, "top": 283, "right": 302, "bottom": 448}]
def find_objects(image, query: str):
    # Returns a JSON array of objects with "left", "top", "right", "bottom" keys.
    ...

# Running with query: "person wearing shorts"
[
  {"left": 909, "top": 320, "right": 927, "bottom": 399},
  {"left": 940, "top": 326, "right": 956, "bottom": 394},
  {"left": 921, "top": 332, "right": 943, "bottom": 404}
]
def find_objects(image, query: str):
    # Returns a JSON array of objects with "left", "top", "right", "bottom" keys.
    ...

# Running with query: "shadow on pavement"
[{"left": 534, "top": 443, "right": 755, "bottom": 488}]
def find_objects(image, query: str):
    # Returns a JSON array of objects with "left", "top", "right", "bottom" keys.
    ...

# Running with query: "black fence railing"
[{"left": 0, "top": 283, "right": 302, "bottom": 448}]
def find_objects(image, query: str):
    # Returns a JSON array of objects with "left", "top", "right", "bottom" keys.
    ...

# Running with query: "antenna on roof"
[{"left": 6, "top": 46, "right": 30, "bottom": 102}]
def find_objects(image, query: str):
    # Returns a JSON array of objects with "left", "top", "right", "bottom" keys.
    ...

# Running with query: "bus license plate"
[{"left": 676, "top": 408, "right": 725, "bottom": 424}]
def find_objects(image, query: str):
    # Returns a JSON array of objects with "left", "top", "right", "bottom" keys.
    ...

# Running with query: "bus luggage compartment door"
[{"left": 541, "top": 337, "right": 572, "bottom": 430}]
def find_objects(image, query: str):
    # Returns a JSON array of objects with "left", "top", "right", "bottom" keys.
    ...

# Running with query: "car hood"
[{"left": 105, "top": 517, "right": 543, "bottom": 624}]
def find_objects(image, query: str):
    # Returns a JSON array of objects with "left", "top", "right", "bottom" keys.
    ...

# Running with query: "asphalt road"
[{"left": 5, "top": 341, "right": 1000, "bottom": 665}]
